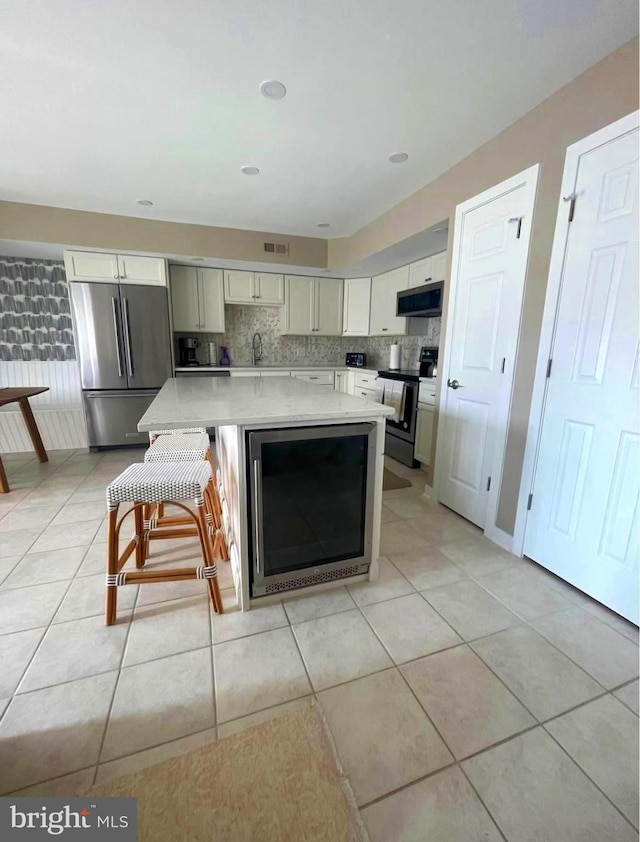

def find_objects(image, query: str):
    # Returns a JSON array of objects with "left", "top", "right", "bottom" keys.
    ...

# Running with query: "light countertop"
[{"left": 138, "top": 376, "right": 394, "bottom": 430}]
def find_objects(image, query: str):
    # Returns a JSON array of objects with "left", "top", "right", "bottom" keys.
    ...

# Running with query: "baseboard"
[
  {"left": 484, "top": 524, "right": 515, "bottom": 554},
  {"left": 421, "top": 484, "right": 434, "bottom": 500}
]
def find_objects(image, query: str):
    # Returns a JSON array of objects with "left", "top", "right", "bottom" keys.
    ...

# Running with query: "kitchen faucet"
[{"left": 251, "top": 332, "right": 263, "bottom": 366}]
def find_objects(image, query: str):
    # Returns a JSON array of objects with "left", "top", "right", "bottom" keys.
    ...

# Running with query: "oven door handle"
[{"left": 253, "top": 458, "right": 262, "bottom": 576}]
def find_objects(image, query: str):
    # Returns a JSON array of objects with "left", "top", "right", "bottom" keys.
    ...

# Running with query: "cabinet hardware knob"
[
  {"left": 113, "top": 274, "right": 118, "bottom": 279},
  {"left": 382, "top": 328, "right": 388, "bottom": 331}
]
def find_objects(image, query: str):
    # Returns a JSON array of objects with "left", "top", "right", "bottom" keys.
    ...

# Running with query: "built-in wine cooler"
[{"left": 247, "top": 423, "right": 376, "bottom": 597}]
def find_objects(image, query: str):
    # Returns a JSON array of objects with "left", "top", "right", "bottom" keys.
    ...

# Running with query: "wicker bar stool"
[
  {"left": 105, "top": 460, "right": 223, "bottom": 625},
  {"left": 144, "top": 431, "right": 228, "bottom": 561}
]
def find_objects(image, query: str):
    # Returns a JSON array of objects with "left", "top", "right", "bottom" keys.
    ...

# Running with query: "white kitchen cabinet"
[
  {"left": 170, "top": 266, "right": 200, "bottom": 332},
  {"left": 355, "top": 386, "right": 379, "bottom": 402},
  {"left": 342, "top": 277, "right": 371, "bottom": 336},
  {"left": 369, "top": 266, "right": 409, "bottom": 335},
  {"left": 64, "top": 250, "right": 167, "bottom": 286},
  {"left": 229, "top": 370, "right": 260, "bottom": 377},
  {"left": 255, "top": 273, "right": 284, "bottom": 305},
  {"left": 415, "top": 406, "right": 435, "bottom": 465},
  {"left": 282, "top": 275, "right": 315, "bottom": 334},
  {"left": 224, "top": 270, "right": 284, "bottom": 305},
  {"left": 315, "top": 277, "right": 343, "bottom": 335},
  {"left": 64, "top": 250, "right": 119, "bottom": 282},
  {"left": 408, "top": 251, "right": 447, "bottom": 287},
  {"left": 260, "top": 370, "right": 291, "bottom": 377},
  {"left": 224, "top": 270, "right": 254, "bottom": 303},
  {"left": 198, "top": 268, "right": 225, "bottom": 333},
  {"left": 118, "top": 255, "right": 167, "bottom": 286},
  {"left": 335, "top": 371, "right": 349, "bottom": 393},
  {"left": 430, "top": 250, "right": 448, "bottom": 282},
  {"left": 281, "top": 276, "right": 343, "bottom": 335},
  {"left": 169, "top": 266, "right": 225, "bottom": 333},
  {"left": 292, "top": 370, "right": 335, "bottom": 386}
]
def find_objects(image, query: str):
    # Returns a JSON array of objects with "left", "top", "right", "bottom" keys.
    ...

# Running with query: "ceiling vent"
[{"left": 263, "top": 241, "right": 289, "bottom": 256}]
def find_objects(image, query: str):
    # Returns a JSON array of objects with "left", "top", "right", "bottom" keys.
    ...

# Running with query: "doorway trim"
[
  {"left": 512, "top": 110, "right": 639, "bottom": 557},
  {"left": 434, "top": 164, "right": 540, "bottom": 548}
]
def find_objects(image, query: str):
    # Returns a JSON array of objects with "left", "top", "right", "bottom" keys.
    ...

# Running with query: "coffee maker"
[
  {"left": 418, "top": 346, "right": 438, "bottom": 378},
  {"left": 178, "top": 337, "right": 200, "bottom": 367}
]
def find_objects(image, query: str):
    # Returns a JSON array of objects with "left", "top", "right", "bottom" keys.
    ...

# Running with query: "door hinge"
[
  {"left": 564, "top": 194, "right": 576, "bottom": 222},
  {"left": 546, "top": 358, "right": 553, "bottom": 378},
  {"left": 501, "top": 357, "right": 506, "bottom": 374},
  {"left": 486, "top": 476, "right": 492, "bottom": 491},
  {"left": 527, "top": 493, "right": 533, "bottom": 510}
]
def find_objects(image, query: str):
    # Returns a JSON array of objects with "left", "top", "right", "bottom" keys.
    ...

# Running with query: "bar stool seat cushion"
[
  {"left": 107, "top": 461, "right": 212, "bottom": 508},
  {"left": 148, "top": 427, "right": 206, "bottom": 439},
  {"left": 144, "top": 432, "right": 211, "bottom": 463}
]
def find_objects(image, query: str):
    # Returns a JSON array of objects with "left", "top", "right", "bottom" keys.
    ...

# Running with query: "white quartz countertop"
[{"left": 138, "top": 376, "right": 394, "bottom": 430}]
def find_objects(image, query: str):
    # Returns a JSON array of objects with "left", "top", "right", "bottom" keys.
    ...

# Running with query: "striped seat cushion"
[
  {"left": 144, "top": 432, "right": 211, "bottom": 463},
  {"left": 107, "top": 461, "right": 212, "bottom": 508}
]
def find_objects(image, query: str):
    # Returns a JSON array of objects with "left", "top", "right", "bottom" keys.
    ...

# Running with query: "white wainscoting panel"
[{"left": 0, "top": 362, "right": 88, "bottom": 451}]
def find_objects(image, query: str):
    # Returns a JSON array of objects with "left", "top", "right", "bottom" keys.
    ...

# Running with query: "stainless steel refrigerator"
[{"left": 69, "top": 282, "right": 173, "bottom": 449}]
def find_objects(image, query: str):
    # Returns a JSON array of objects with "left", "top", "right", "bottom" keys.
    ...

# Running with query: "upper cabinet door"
[
  {"left": 281, "top": 275, "right": 315, "bottom": 334},
  {"left": 408, "top": 255, "right": 434, "bottom": 287},
  {"left": 430, "top": 250, "right": 448, "bottom": 282},
  {"left": 369, "top": 267, "right": 409, "bottom": 335},
  {"left": 254, "top": 273, "right": 284, "bottom": 305},
  {"left": 118, "top": 255, "right": 167, "bottom": 286},
  {"left": 315, "top": 278, "right": 343, "bottom": 335},
  {"left": 224, "top": 270, "right": 254, "bottom": 303},
  {"left": 342, "top": 277, "right": 371, "bottom": 335},
  {"left": 169, "top": 266, "right": 200, "bottom": 332},
  {"left": 64, "top": 250, "right": 119, "bottom": 283},
  {"left": 199, "top": 268, "right": 225, "bottom": 333}
]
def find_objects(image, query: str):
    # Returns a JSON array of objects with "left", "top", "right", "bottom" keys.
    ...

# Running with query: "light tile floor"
[{"left": 0, "top": 448, "right": 638, "bottom": 840}]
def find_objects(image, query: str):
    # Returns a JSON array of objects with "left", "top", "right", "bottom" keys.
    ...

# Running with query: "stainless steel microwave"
[{"left": 396, "top": 280, "right": 444, "bottom": 317}]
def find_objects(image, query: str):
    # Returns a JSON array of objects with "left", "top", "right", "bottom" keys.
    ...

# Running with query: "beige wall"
[
  {"left": 0, "top": 202, "right": 328, "bottom": 269},
  {"left": 332, "top": 37, "right": 638, "bottom": 534}
]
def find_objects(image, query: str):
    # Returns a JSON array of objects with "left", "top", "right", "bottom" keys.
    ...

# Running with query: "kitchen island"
[{"left": 138, "top": 376, "right": 393, "bottom": 609}]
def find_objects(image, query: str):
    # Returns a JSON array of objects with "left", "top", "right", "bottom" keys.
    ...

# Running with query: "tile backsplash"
[
  {"left": 0, "top": 256, "right": 75, "bottom": 361},
  {"left": 177, "top": 303, "right": 441, "bottom": 368}
]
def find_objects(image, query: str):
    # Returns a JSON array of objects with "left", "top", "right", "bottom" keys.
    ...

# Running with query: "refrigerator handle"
[
  {"left": 122, "top": 297, "right": 134, "bottom": 377},
  {"left": 111, "top": 298, "right": 124, "bottom": 378}
]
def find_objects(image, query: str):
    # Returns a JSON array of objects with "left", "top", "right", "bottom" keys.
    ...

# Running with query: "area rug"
[
  {"left": 89, "top": 702, "right": 368, "bottom": 842},
  {"left": 383, "top": 467, "right": 412, "bottom": 490}
]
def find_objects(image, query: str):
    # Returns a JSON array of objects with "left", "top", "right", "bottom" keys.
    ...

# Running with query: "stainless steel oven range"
[
  {"left": 247, "top": 423, "right": 376, "bottom": 597},
  {"left": 378, "top": 346, "right": 438, "bottom": 468}
]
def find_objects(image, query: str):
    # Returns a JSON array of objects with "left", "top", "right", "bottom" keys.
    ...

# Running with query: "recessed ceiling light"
[
  {"left": 260, "top": 80, "right": 287, "bottom": 100},
  {"left": 136, "top": 199, "right": 153, "bottom": 206},
  {"left": 241, "top": 166, "right": 260, "bottom": 175},
  {"left": 388, "top": 152, "right": 409, "bottom": 164},
  {"left": 317, "top": 223, "right": 330, "bottom": 228}
]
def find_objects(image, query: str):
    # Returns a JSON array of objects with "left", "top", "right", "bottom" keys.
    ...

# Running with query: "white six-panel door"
[
  {"left": 437, "top": 166, "right": 538, "bottom": 529},
  {"left": 523, "top": 116, "right": 639, "bottom": 622}
]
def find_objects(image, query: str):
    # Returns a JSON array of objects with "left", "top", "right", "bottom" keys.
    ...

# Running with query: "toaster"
[{"left": 345, "top": 352, "right": 367, "bottom": 368}]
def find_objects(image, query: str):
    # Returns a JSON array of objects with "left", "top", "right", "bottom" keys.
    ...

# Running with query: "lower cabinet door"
[{"left": 415, "top": 405, "right": 434, "bottom": 465}]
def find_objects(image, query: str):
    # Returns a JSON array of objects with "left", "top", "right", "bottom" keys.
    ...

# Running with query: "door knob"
[{"left": 447, "top": 379, "right": 461, "bottom": 390}]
